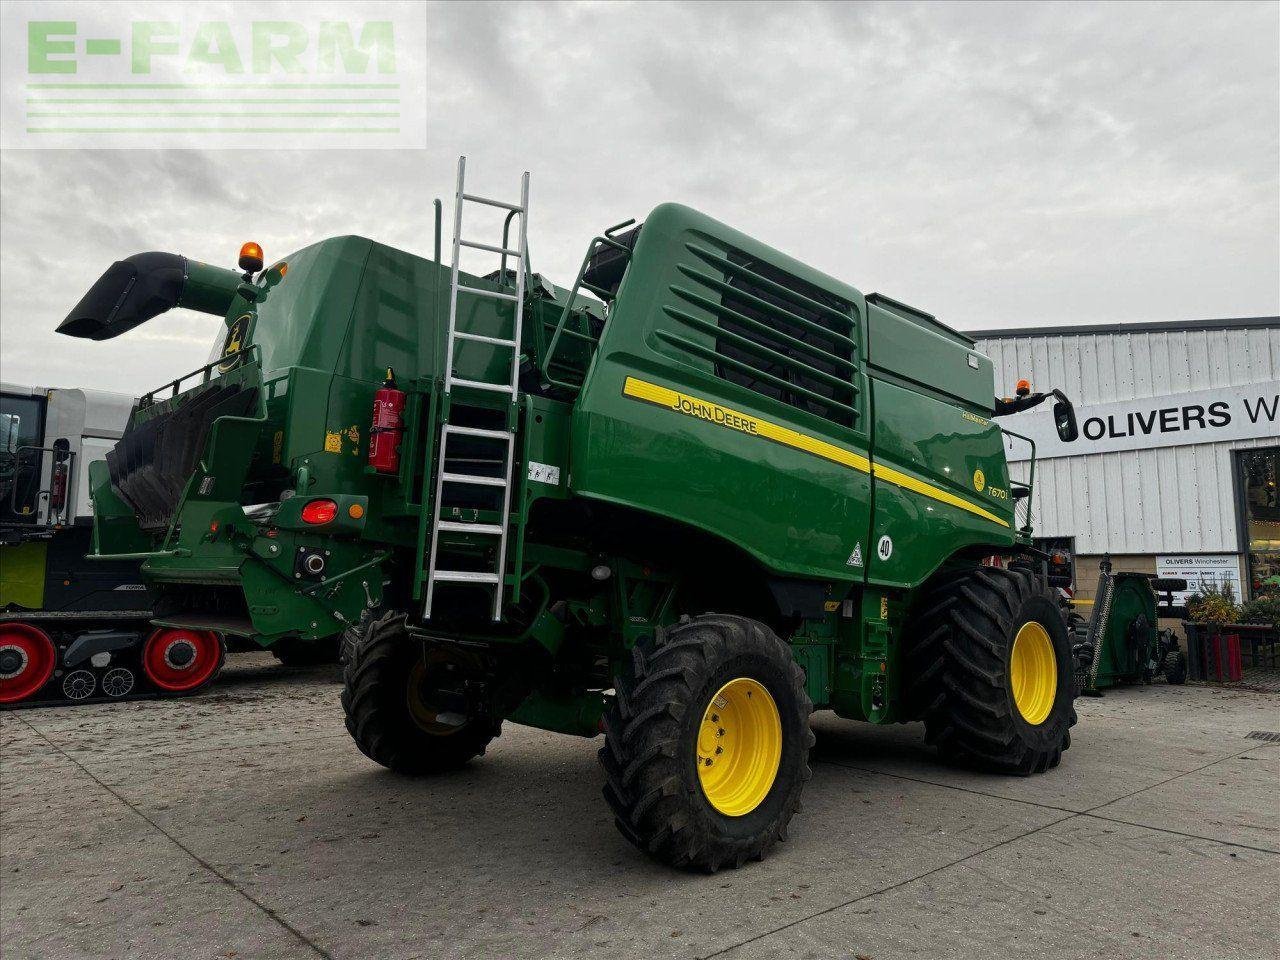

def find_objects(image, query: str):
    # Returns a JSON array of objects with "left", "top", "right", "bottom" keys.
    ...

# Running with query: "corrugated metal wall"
[{"left": 974, "top": 324, "right": 1280, "bottom": 554}]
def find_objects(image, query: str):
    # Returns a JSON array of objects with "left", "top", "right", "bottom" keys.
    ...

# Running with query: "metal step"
[
  {"left": 462, "top": 193, "right": 522, "bottom": 211},
  {"left": 457, "top": 284, "right": 518, "bottom": 302},
  {"left": 436, "top": 521, "right": 503, "bottom": 535},
  {"left": 450, "top": 377, "right": 515, "bottom": 394},
  {"left": 460, "top": 238, "right": 521, "bottom": 256},
  {"left": 454, "top": 331, "right": 517, "bottom": 348},
  {"left": 432, "top": 570, "right": 501, "bottom": 584},
  {"left": 444, "top": 425, "right": 512, "bottom": 441},
  {"left": 441, "top": 472, "right": 507, "bottom": 487}
]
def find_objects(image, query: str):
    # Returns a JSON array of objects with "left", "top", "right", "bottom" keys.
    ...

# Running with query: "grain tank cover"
[{"left": 865, "top": 293, "right": 994, "bottom": 411}]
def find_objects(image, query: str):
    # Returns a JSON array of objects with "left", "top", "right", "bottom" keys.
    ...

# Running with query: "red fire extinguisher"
[
  {"left": 50, "top": 461, "right": 68, "bottom": 512},
  {"left": 368, "top": 367, "right": 406, "bottom": 475},
  {"left": 49, "top": 439, "right": 70, "bottom": 514}
]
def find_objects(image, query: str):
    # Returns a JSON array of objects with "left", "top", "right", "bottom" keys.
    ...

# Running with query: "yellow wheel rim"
[
  {"left": 406, "top": 658, "right": 462, "bottom": 736},
  {"left": 1009, "top": 622, "right": 1057, "bottom": 725},
  {"left": 696, "top": 677, "right": 782, "bottom": 817}
]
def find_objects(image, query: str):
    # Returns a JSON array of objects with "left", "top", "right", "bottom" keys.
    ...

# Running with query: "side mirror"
[{"left": 1052, "top": 392, "right": 1078, "bottom": 443}]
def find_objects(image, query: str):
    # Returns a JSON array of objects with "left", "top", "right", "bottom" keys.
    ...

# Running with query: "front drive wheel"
[
  {"left": 908, "top": 566, "right": 1076, "bottom": 775},
  {"left": 341, "top": 612, "right": 500, "bottom": 775},
  {"left": 599, "top": 614, "right": 813, "bottom": 872}
]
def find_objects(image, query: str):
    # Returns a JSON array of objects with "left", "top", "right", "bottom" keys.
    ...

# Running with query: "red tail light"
[{"left": 300, "top": 499, "right": 338, "bottom": 525}]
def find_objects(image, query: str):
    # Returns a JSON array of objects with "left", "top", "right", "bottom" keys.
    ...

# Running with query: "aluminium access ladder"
[{"left": 424, "top": 157, "right": 530, "bottom": 622}]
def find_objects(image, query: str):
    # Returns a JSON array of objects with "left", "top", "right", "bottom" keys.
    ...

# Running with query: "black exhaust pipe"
[{"left": 58, "top": 252, "right": 243, "bottom": 341}]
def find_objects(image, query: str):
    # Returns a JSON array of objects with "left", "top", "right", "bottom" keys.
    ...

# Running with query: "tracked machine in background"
[
  {"left": 0, "top": 385, "right": 224, "bottom": 706},
  {"left": 65, "top": 157, "right": 1083, "bottom": 870}
]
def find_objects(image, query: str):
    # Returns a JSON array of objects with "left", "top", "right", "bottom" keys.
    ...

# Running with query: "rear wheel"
[
  {"left": 141, "top": 628, "right": 224, "bottom": 695},
  {"left": 341, "top": 612, "right": 501, "bottom": 775},
  {"left": 906, "top": 565, "right": 1076, "bottom": 774},
  {"left": 599, "top": 614, "right": 813, "bottom": 871},
  {"left": 0, "top": 623, "right": 57, "bottom": 705}
]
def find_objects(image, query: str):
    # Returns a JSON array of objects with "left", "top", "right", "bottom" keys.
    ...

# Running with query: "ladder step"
[
  {"left": 437, "top": 521, "right": 503, "bottom": 535},
  {"left": 456, "top": 284, "right": 519, "bottom": 302},
  {"left": 432, "top": 570, "right": 501, "bottom": 584},
  {"left": 454, "top": 331, "right": 517, "bottom": 348},
  {"left": 443, "top": 425, "right": 512, "bottom": 440},
  {"left": 441, "top": 472, "right": 507, "bottom": 487},
  {"left": 450, "top": 377, "right": 515, "bottom": 394},
  {"left": 462, "top": 193, "right": 523, "bottom": 212},
  {"left": 459, "top": 239, "right": 522, "bottom": 257}
]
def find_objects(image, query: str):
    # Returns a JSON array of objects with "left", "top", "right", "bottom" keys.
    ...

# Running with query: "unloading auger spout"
[{"left": 57, "top": 252, "right": 243, "bottom": 341}]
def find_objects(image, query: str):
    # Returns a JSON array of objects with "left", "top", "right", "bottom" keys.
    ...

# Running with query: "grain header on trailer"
[{"left": 63, "top": 158, "right": 1082, "bottom": 870}]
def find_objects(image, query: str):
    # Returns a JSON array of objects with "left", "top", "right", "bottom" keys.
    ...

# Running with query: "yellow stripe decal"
[
  {"left": 621, "top": 376, "right": 1009, "bottom": 529},
  {"left": 870, "top": 463, "right": 1009, "bottom": 527}
]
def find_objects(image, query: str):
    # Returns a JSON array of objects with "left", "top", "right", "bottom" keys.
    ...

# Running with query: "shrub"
[
  {"left": 1239, "top": 595, "right": 1280, "bottom": 628},
  {"left": 1186, "top": 582, "right": 1240, "bottom": 625}
]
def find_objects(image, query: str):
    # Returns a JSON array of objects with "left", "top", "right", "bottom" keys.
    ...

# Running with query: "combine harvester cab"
[{"left": 65, "top": 158, "right": 1084, "bottom": 870}]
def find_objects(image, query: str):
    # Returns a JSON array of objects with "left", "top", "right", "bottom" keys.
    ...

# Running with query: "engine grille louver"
[{"left": 107, "top": 383, "right": 258, "bottom": 531}]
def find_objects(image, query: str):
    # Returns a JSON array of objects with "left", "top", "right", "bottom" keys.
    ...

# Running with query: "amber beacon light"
[{"left": 238, "top": 242, "right": 264, "bottom": 274}]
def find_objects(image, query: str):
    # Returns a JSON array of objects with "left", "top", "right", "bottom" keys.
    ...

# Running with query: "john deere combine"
[{"left": 64, "top": 158, "right": 1082, "bottom": 870}]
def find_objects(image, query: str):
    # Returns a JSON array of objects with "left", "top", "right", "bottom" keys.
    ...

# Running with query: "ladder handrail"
[{"left": 539, "top": 236, "right": 633, "bottom": 392}]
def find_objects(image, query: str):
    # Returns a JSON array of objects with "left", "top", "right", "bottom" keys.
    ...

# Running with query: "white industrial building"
[{"left": 971, "top": 316, "right": 1279, "bottom": 607}]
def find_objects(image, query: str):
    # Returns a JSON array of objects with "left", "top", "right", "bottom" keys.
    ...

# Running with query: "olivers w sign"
[{"left": 1004, "top": 381, "right": 1279, "bottom": 461}]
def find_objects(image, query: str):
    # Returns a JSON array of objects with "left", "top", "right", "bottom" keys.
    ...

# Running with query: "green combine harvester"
[{"left": 62, "top": 158, "right": 1083, "bottom": 870}]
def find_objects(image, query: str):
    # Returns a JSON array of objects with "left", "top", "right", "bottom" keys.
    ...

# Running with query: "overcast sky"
[{"left": 1, "top": 0, "right": 1277, "bottom": 396}]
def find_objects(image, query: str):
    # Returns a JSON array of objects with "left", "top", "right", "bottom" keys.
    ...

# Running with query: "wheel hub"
[
  {"left": 165, "top": 640, "right": 197, "bottom": 670},
  {"left": 1010, "top": 621, "right": 1057, "bottom": 725},
  {"left": 0, "top": 644, "right": 27, "bottom": 679},
  {"left": 696, "top": 677, "right": 782, "bottom": 817}
]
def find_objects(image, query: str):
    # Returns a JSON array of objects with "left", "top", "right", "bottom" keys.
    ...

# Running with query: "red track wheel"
[
  {"left": 0, "top": 623, "right": 58, "bottom": 704},
  {"left": 142, "top": 628, "right": 223, "bottom": 693}
]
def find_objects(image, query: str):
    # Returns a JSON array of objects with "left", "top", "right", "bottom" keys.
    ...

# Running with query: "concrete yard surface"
[{"left": 2, "top": 653, "right": 1278, "bottom": 960}]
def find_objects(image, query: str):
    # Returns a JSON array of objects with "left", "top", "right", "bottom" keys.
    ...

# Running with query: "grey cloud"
[{"left": 1, "top": 0, "right": 1276, "bottom": 396}]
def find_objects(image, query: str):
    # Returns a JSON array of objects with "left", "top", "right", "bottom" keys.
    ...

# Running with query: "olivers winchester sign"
[{"left": 1004, "top": 381, "right": 1280, "bottom": 461}]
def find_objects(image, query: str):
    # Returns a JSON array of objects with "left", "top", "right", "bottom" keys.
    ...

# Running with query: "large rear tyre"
[
  {"left": 599, "top": 614, "right": 813, "bottom": 872},
  {"left": 906, "top": 565, "right": 1076, "bottom": 775},
  {"left": 0, "top": 623, "right": 57, "bottom": 705},
  {"left": 341, "top": 612, "right": 500, "bottom": 775}
]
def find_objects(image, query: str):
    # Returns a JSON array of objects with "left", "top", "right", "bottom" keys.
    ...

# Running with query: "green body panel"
[
  {"left": 89, "top": 460, "right": 151, "bottom": 556},
  {"left": 81, "top": 200, "right": 1048, "bottom": 731},
  {"left": 573, "top": 204, "right": 873, "bottom": 583},
  {"left": 0, "top": 540, "right": 47, "bottom": 609}
]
